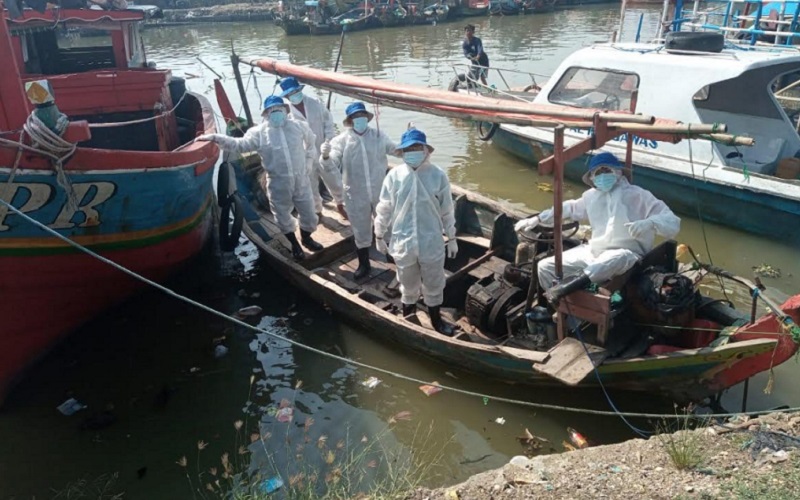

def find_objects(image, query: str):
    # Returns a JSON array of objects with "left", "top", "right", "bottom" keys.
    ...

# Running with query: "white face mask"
[
  {"left": 288, "top": 93, "right": 304, "bottom": 105},
  {"left": 403, "top": 151, "right": 426, "bottom": 169},
  {"left": 592, "top": 172, "right": 618, "bottom": 192},
  {"left": 352, "top": 117, "right": 368, "bottom": 134},
  {"left": 268, "top": 109, "right": 286, "bottom": 126}
]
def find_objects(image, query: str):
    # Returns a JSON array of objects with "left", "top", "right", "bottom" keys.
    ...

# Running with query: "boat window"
[
  {"left": 23, "top": 26, "right": 116, "bottom": 75},
  {"left": 548, "top": 67, "right": 639, "bottom": 111}
]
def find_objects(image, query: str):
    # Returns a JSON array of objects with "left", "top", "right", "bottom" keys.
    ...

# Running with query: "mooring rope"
[{"left": 1, "top": 197, "right": 799, "bottom": 422}]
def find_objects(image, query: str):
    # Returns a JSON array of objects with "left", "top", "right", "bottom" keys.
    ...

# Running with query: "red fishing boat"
[{"left": 0, "top": 2, "right": 219, "bottom": 405}]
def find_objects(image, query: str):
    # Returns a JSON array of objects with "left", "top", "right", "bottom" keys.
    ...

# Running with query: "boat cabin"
[
  {"left": 532, "top": 43, "right": 800, "bottom": 177},
  {"left": 3, "top": 9, "right": 191, "bottom": 152}
]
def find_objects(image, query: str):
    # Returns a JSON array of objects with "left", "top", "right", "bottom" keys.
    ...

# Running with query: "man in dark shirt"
[{"left": 462, "top": 24, "right": 489, "bottom": 86}]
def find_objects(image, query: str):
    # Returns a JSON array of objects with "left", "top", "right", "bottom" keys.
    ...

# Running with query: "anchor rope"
[{"left": 2, "top": 197, "right": 800, "bottom": 422}]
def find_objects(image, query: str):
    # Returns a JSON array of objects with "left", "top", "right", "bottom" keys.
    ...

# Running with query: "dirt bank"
[
  {"left": 162, "top": 3, "right": 278, "bottom": 23},
  {"left": 409, "top": 412, "right": 800, "bottom": 499}
]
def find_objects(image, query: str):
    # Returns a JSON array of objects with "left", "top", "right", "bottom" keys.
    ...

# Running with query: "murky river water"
[{"left": 3, "top": 5, "right": 800, "bottom": 498}]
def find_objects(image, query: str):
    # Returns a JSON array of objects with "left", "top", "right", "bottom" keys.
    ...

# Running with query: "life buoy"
[
  {"left": 219, "top": 193, "right": 244, "bottom": 252},
  {"left": 217, "top": 161, "right": 235, "bottom": 207},
  {"left": 478, "top": 121, "right": 499, "bottom": 141}
]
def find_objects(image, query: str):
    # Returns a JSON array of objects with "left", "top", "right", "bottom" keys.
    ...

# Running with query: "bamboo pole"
[
  {"left": 241, "top": 57, "right": 656, "bottom": 124},
  {"left": 553, "top": 125, "right": 565, "bottom": 280}
]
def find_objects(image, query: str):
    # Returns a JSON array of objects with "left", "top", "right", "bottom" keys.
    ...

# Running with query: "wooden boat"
[
  {"left": 376, "top": 3, "right": 408, "bottom": 27},
  {"left": 305, "top": 1, "right": 343, "bottom": 35},
  {"left": 333, "top": 7, "right": 379, "bottom": 32},
  {"left": 520, "top": 0, "right": 557, "bottom": 13},
  {"left": 489, "top": 0, "right": 520, "bottom": 15},
  {"left": 0, "top": 6, "right": 218, "bottom": 404},
  {"left": 308, "top": 19, "right": 343, "bottom": 34},
  {"left": 275, "top": 13, "right": 311, "bottom": 35},
  {"left": 221, "top": 153, "right": 800, "bottom": 402},
  {"left": 456, "top": 0, "right": 490, "bottom": 16},
  {"left": 226, "top": 57, "right": 800, "bottom": 402}
]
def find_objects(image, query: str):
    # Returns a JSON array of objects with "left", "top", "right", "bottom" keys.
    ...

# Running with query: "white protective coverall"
[
  {"left": 537, "top": 177, "right": 680, "bottom": 289},
  {"left": 374, "top": 161, "right": 456, "bottom": 307},
  {"left": 320, "top": 127, "right": 398, "bottom": 249},
  {"left": 287, "top": 95, "right": 336, "bottom": 213},
  {"left": 212, "top": 120, "right": 318, "bottom": 234}
]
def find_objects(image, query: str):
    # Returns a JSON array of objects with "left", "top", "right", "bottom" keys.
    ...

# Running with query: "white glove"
[
  {"left": 376, "top": 237, "right": 389, "bottom": 254},
  {"left": 320, "top": 141, "right": 332, "bottom": 158},
  {"left": 446, "top": 239, "right": 458, "bottom": 259},
  {"left": 625, "top": 219, "right": 655, "bottom": 239},
  {"left": 197, "top": 133, "right": 219, "bottom": 142},
  {"left": 514, "top": 216, "right": 540, "bottom": 233}
]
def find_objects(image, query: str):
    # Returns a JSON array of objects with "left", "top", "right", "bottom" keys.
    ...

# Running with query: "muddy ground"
[{"left": 409, "top": 412, "right": 800, "bottom": 499}]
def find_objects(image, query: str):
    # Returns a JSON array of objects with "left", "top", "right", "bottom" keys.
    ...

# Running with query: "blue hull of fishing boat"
[{"left": 491, "top": 126, "right": 800, "bottom": 245}]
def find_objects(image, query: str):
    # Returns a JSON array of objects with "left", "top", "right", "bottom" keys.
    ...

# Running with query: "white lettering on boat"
[
  {"left": 0, "top": 181, "right": 116, "bottom": 231},
  {"left": 569, "top": 128, "right": 659, "bottom": 149}
]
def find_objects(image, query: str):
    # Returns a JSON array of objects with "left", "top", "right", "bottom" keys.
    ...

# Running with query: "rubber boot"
[
  {"left": 353, "top": 247, "right": 371, "bottom": 281},
  {"left": 429, "top": 306, "right": 454, "bottom": 336},
  {"left": 285, "top": 232, "right": 306, "bottom": 261},
  {"left": 300, "top": 230, "right": 323, "bottom": 252},
  {"left": 402, "top": 303, "right": 416, "bottom": 317},
  {"left": 545, "top": 274, "right": 591, "bottom": 305}
]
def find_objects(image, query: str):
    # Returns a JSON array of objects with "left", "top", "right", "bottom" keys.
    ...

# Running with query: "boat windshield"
[{"left": 547, "top": 67, "right": 639, "bottom": 112}]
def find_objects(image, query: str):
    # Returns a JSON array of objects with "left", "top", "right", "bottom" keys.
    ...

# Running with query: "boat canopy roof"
[
  {"left": 4, "top": 8, "right": 145, "bottom": 30},
  {"left": 570, "top": 43, "right": 800, "bottom": 79}
]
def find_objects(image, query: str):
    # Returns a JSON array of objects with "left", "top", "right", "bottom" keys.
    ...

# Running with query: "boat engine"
[
  {"left": 465, "top": 276, "right": 525, "bottom": 337},
  {"left": 628, "top": 267, "right": 699, "bottom": 338}
]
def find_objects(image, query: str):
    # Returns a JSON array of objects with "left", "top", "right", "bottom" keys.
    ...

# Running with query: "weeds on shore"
[
  {"left": 179, "top": 379, "right": 446, "bottom": 499},
  {"left": 657, "top": 405, "right": 708, "bottom": 471},
  {"left": 51, "top": 473, "right": 124, "bottom": 500},
  {"left": 724, "top": 456, "right": 800, "bottom": 499}
]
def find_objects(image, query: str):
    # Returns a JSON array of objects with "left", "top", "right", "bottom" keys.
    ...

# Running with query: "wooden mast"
[{"left": 0, "top": 1, "right": 31, "bottom": 131}]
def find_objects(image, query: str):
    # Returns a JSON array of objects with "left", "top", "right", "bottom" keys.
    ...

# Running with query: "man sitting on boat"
[
  {"left": 319, "top": 102, "right": 400, "bottom": 280},
  {"left": 374, "top": 129, "right": 458, "bottom": 335},
  {"left": 278, "top": 77, "right": 337, "bottom": 217},
  {"left": 515, "top": 152, "right": 681, "bottom": 304},
  {"left": 198, "top": 96, "right": 324, "bottom": 260},
  {"left": 462, "top": 24, "right": 489, "bottom": 86}
]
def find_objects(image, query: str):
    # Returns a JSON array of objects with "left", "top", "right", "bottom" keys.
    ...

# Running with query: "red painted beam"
[{"left": 0, "top": 0, "right": 30, "bottom": 131}]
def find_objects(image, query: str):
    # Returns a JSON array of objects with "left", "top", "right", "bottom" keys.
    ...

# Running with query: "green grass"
[
  {"left": 724, "top": 457, "right": 800, "bottom": 499},
  {"left": 657, "top": 408, "right": 708, "bottom": 471}
]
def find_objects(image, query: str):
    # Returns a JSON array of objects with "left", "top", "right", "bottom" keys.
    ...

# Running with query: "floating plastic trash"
[
  {"left": 567, "top": 427, "right": 588, "bottom": 449},
  {"left": 235, "top": 305, "right": 263, "bottom": 318},
  {"left": 494, "top": 417, "right": 506, "bottom": 425},
  {"left": 258, "top": 476, "right": 284, "bottom": 494},
  {"left": 419, "top": 382, "right": 442, "bottom": 396},
  {"left": 276, "top": 407, "right": 294, "bottom": 423},
  {"left": 57, "top": 398, "right": 86, "bottom": 416},
  {"left": 361, "top": 376, "right": 381, "bottom": 389},
  {"left": 214, "top": 345, "right": 229, "bottom": 358}
]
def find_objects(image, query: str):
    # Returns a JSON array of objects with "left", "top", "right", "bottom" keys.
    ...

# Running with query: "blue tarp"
[
  {"left": 761, "top": 2, "right": 799, "bottom": 17},
  {"left": 304, "top": 0, "right": 319, "bottom": 6}
]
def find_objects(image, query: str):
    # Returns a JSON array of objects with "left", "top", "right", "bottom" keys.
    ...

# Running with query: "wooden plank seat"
[{"left": 555, "top": 240, "right": 678, "bottom": 346}]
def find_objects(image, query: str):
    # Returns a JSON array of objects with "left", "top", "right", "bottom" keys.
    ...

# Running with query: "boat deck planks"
[{"left": 532, "top": 338, "right": 609, "bottom": 386}]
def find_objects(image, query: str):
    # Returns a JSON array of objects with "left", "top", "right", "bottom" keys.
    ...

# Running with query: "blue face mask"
[
  {"left": 352, "top": 117, "right": 369, "bottom": 134},
  {"left": 288, "top": 92, "right": 304, "bottom": 105},
  {"left": 403, "top": 151, "right": 426, "bottom": 168},
  {"left": 593, "top": 172, "right": 618, "bottom": 192},
  {"left": 268, "top": 109, "right": 286, "bottom": 126}
]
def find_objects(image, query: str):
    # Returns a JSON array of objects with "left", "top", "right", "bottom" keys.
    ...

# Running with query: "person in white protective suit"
[
  {"left": 319, "top": 102, "right": 400, "bottom": 280},
  {"left": 373, "top": 129, "right": 458, "bottom": 335},
  {"left": 278, "top": 77, "right": 337, "bottom": 215},
  {"left": 515, "top": 152, "right": 681, "bottom": 305},
  {"left": 198, "top": 96, "right": 324, "bottom": 261}
]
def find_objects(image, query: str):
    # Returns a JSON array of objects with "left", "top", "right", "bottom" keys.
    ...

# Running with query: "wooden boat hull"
[
  {"left": 489, "top": 125, "right": 800, "bottom": 244},
  {"left": 0, "top": 94, "right": 218, "bottom": 404},
  {"left": 228, "top": 157, "right": 800, "bottom": 402},
  {"left": 276, "top": 18, "right": 310, "bottom": 35},
  {"left": 309, "top": 21, "right": 343, "bottom": 35}
]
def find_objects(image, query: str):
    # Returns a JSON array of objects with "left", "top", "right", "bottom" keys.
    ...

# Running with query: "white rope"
[
  {"left": 22, "top": 111, "right": 79, "bottom": 210},
  {"left": 1, "top": 196, "right": 798, "bottom": 421}
]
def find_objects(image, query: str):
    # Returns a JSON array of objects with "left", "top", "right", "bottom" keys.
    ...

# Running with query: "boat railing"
[
  {"left": 655, "top": 0, "right": 800, "bottom": 48},
  {"left": 450, "top": 63, "right": 548, "bottom": 102}
]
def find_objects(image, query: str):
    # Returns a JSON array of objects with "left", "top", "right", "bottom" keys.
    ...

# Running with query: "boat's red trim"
[{"left": 5, "top": 8, "right": 145, "bottom": 25}]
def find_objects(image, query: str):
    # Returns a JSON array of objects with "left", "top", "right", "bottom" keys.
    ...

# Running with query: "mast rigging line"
[{"left": 0, "top": 197, "right": 796, "bottom": 423}]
